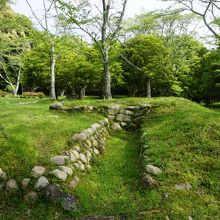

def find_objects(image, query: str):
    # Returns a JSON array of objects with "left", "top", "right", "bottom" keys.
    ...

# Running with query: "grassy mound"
[{"left": 141, "top": 97, "right": 220, "bottom": 218}]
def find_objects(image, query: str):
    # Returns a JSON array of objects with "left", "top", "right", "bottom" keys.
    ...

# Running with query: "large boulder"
[
  {"left": 61, "top": 192, "right": 79, "bottom": 211},
  {"left": 58, "top": 166, "right": 73, "bottom": 176},
  {"left": 69, "top": 176, "right": 80, "bottom": 190},
  {"left": 22, "top": 178, "right": 30, "bottom": 189},
  {"left": 175, "top": 182, "right": 192, "bottom": 190},
  {"left": 107, "top": 105, "right": 121, "bottom": 115},
  {"left": 115, "top": 113, "right": 132, "bottom": 122},
  {"left": 111, "top": 123, "right": 122, "bottom": 131},
  {"left": 72, "top": 133, "right": 87, "bottom": 142},
  {"left": 142, "top": 173, "right": 158, "bottom": 188},
  {"left": 44, "top": 184, "right": 62, "bottom": 202},
  {"left": 49, "top": 102, "right": 63, "bottom": 110},
  {"left": 79, "top": 153, "right": 87, "bottom": 164}
]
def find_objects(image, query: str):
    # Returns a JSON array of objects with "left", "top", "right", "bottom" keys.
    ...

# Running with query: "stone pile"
[{"left": 55, "top": 103, "right": 152, "bottom": 129}]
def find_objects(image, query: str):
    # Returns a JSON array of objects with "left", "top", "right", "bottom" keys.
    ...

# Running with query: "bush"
[
  {"left": 22, "top": 92, "right": 45, "bottom": 98},
  {"left": 0, "top": 90, "right": 7, "bottom": 97}
]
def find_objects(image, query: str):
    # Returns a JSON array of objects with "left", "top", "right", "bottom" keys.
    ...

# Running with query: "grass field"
[{"left": 0, "top": 97, "right": 219, "bottom": 219}]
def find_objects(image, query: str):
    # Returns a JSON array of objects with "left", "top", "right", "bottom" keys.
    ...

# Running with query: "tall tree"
[
  {"left": 56, "top": 0, "right": 128, "bottom": 99},
  {"left": 25, "top": 0, "right": 60, "bottom": 99},
  {"left": 122, "top": 35, "right": 170, "bottom": 97},
  {"left": 0, "top": 2, "right": 32, "bottom": 95}
]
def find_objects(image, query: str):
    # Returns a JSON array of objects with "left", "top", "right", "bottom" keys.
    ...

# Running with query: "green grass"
[
  {"left": 0, "top": 97, "right": 103, "bottom": 179},
  {"left": 0, "top": 131, "right": 166, "bottom": 220},
  {"left": 0, "top": 97, "right": 219, "bottom": 219},
  {"left": 73, "top": 131, "right": 164, "bottom": 219},
  {"left": 141, "top": 98, "right": 220, "bottom": 219}
]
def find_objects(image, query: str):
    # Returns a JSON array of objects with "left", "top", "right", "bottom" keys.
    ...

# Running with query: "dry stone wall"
[
  {"left": 66, "top": 103, "right": 152, "bottom": 129},
  {"left": 0, "top": 103, "right": 155, "bottom": 208},
  {"left": 0, "top": 117, "right": 110, "bottom": 205}
]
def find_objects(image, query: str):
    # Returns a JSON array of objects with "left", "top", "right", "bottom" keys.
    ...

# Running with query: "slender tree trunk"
[
  {"left": 103, "top": 49, "right": 112, "bottom": 100},
  {"left": 146, "top": 78, "right": 151, "bottom": 98},
  {"left": 79, "top": 86, "right": 87, "bottom": 100},
  {"left": 101, "top": 0, "right": 112, "bottom": 100},
  {"left": 60, "top": 89, "right": 65, "bottom": 97},
  {"left": 14, "top": 69, "right": 21, "bottom": 96},
  {"left": 50, "top": 44, "right": 56, "bottom": 100}
]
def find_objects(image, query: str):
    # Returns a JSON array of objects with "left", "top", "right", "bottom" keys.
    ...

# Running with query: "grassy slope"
[
  {"left": 141, "top": 97, "right": 220, "bottom": 219},
  {"left": 0, "top": 97, "right": 103, "bottom": 178}
]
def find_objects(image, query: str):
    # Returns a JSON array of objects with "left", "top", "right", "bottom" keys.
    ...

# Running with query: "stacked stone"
[
  {"left": 48, "top": 118, "right": 109, "bottom": 183},
  {"left": 140, "top": 132, "right": 163, "bottom": 188},
  {"left": 103, "top": 104, "right": 152, "bottom": 129},
  {"left": 1, "top": 103, "right": 153, "bottom": 199},
  {"left": 0, "top": 118, "right": 109, "bottom": 201},
  {"left": 49, "top": 102, "right": 152, "bottom": 129}
]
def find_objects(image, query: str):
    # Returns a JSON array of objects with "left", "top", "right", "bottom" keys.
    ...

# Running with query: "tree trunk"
[
  {"left": 130, "top": 88, "right": 138, "bottom": 97},
  {"left": 103, "top": 50, "right": 112, "bottom": 100},
  {"left": 59, "top": 89, "right": 65, "bottom": 97},
  {"left": 50, "top": 44, "right": 56, "bottom": 100},
  {"left": 101, "top": 0, "right": 112, "bottom": 100},
  {"left": 79, "top": 86, "right": 87, "bottom": 100},
  {"left": 14, "top": 69, "right": 21, "bottom": 96},
  {"left": 146, "top": 78, "right": 151, "bottom": 98}
]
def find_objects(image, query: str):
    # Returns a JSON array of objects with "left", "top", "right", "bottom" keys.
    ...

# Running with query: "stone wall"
[
  {"left": 1, "top": 103, "right": 154, "bottom": 207},
  {"left": 0, "top": 117, "right": 110, "bottom": 205},
  {"left": 52, "top": 103, "right": 152, "bottom": 129}
]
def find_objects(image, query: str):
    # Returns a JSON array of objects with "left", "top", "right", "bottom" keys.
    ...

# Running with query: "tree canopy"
[{"left": 0, "top": 0, "right": 219, "bottom": 104}]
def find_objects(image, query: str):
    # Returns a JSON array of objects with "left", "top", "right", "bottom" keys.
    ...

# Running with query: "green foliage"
[
  {"left": 4, "top": 84, "right": 15, "bottom": 92},
  {"left": 0, "top": 4, "right": 33, "bottom": 92},
  {"left": 122, "top": 34, "right": 171, "bottom": 96},
  {"left": 0, "top": 97, "right": 219, "bottom": 219},
  {"left": 188, "top": 46, "right": 220, "bottom": 104},
  {"left": 168, "top": 35, "right": 207, "bottom": 97}
]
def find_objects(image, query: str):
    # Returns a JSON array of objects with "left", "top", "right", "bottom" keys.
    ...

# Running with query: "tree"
[
  {"left": 0, "top": 3, "right": 32, "bottom": 95},
  {"left": 162, "top": 0, "right": 220, "bottom": 38},
  {"left": 123, "top": 11, "right": 207, "bottom": 97},
  {"left": 124, "top": 9, "right": 199, "bottom": 39},
  {"left": 189, "top": 47, "right": 220, "bottom": 104},
  {"left": 25, "top": 0, "right": 61, "bottom": 99},
  {"left": 122, "top": 35, "right": 170, "bottom": 97},
  {"left": 22, "top": 34, "right": 103, "bottom": 98},
  {"left": 55, "top": 0, "right": 128, "bottom": 99}
]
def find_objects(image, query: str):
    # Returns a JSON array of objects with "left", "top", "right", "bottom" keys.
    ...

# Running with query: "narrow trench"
[{"left": 74, "top": 129, "right": 154, "bottom": 219}]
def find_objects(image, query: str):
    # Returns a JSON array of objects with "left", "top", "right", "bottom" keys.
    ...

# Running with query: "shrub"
[
  {"left": 22, "top": 92, "right": 45, "bottom": 98},
  {"left": 0, "top": 90, "right": 7, "bottom": 97}
]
